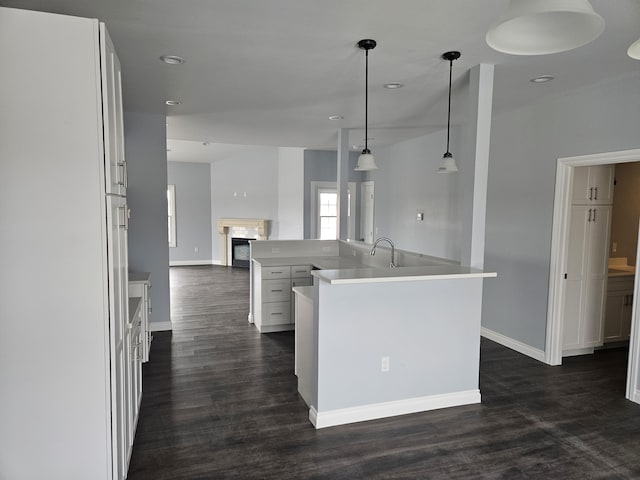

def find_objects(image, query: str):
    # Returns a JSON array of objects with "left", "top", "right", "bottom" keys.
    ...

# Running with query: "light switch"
[{"left": 416, "top": 212, "right": 424, "bottom": 221}]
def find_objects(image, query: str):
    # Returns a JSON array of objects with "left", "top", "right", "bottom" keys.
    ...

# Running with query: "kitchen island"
[{"left": 250, "top": 239, "right": 496, "bottom": 428}]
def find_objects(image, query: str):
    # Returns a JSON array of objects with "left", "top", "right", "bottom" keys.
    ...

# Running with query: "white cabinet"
[
  {"left": 563, "top": 205, "right": 612, "bottom": 353},
  {"left": 127, "top": 297, "right": 143, "bottom": 451},
  {"left": 604, "top": 276, "right": 634, "bottom": 343},
  {"left": 0, "top": 8, "right": 136, "bottom": 480},
  {"left": 253, "top": 263, "right": 313, "bottom": 332},
  {"left": 129, "top": 272, "right": 152, "bottom": 362},
  {"left": 572, "top": 165, "right": 614, "bottom": 205}
]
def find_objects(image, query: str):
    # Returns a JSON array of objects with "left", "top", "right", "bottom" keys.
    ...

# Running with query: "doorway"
[
  {"left": 310, "top": 181, "right": 356, "bottom": 240},
  {"left": 546, "top": 148, "right": 640, "bottom": 405}
]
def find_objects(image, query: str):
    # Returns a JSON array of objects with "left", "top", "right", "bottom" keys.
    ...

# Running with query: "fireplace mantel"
[{"left": 217, "top": 218, "right": 268, "bottom": 266}]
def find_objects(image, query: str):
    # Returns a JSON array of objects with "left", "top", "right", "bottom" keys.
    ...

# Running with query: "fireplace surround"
[{"left": 217, "top": 218, "right": 268, "bottom": 266}]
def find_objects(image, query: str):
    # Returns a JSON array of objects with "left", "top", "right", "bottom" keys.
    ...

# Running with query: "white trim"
[
  {"left": 149, "top": 321, "right": 172, "bottom": 332},
  {"left": 481, "top": 327, "right": 545, "bottom": 362},
  {"left": 309, "top": 390, "right": 480, "bottom": 429},
  {"left": 169, "top": 259, "right": 217, "bottom": 267},
  {"left": 545, "top": 148, "right": 640, "bottom": 407}
]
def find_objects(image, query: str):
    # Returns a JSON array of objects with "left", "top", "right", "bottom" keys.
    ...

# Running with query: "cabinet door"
[
  {"left": 604, "top": 293, "right": 625, "bottom": 342},
  {"left": 571, "top": 166, "right": 591, "bottom": 204},
  {"left": 589, "top": 165, "right": 614, "bottom": 205},
  {"left": 100, "top": 24, "right": 126, "bottom": 196},
  {"left": 563, "top": 206, "right": 590, "bottom": 350}
]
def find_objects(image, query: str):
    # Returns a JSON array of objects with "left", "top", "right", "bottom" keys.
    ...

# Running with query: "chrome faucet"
[{"left": 370, "top": 237, "right": 397, "bottom": 268}]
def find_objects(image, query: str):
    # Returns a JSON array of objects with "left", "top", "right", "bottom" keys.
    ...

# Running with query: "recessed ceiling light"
[
  {"left": 165, "top": 100, "right": 181, "bottom": 106},
  {"left": 384, "top": 82, "right": 404, "bottom": 89},
  {"left": 329, "top": 115, "right": 344, "bottom": 120},
  {"left": 160, "top": 55, "right": 185, "bottom": 65},
  {"left": 530, "top": 75, "right": 554, "bottom": 83}
]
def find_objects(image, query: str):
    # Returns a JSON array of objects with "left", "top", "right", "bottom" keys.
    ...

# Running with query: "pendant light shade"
[
  {"left": 628, "top": 37, "right": 640, "bottom": 60},
  {"left": 486, "top": 0, "right": 604, "bottom": 55},
  {"left": 438, "top": 51, "right": 460, "bottom": 174},
  {"left": 354, "top": 39, "right": 378, "bottom": 171}
]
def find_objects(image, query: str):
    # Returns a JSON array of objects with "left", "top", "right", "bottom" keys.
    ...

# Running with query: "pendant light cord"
[
  {"left": 364, "top": 48, "right": 369, "bottom": 152},
  {"left": 446, "top": 57, "right": 452, "bottom": 154}
]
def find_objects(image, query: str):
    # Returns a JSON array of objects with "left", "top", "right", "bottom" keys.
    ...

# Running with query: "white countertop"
[
  {"left": 608, "top": 266, "right": 635, "bottom": 278},
  {"left": 253, "top": 256, "right": 496, "bottom": 285}
]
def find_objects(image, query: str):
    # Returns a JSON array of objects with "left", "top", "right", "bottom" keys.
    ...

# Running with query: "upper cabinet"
[
  {"left": 100, "top": 24, "right": 126, "bottom": 196},
  {"left": 572, "top": 165, "right": 614, "bottom": 205}
]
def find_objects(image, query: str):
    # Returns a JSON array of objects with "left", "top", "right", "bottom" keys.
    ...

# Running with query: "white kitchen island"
[{"left": 250, "top": 239, "right": 496, "bottom": 428}]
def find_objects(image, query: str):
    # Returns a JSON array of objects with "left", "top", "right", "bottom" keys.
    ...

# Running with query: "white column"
[{"left": 336, "top": 128, "right": 350, "bottom": 240}]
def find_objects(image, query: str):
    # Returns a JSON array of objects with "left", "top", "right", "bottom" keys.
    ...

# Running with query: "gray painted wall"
[
  {"left": 367, "top": 128, "right": 462, "bottom": 260},
  {"left": 211, "top": 146, "right": 280, "bottom": 263},
  {"left": 483, "top": 72, "right": 640, "bottom": 351},
  {"left": 125, "top": 111, "right": 171, "bottom": 326},
  {"left": 303, "top": 149, "right": 364, "bottom": 239},
  {"left": 167, "top": 161, "right": 213, "bottom": 263}
]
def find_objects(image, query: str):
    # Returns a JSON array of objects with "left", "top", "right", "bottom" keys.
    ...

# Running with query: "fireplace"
[
  {"left": 217, "top": 218, "right": 269, "bottom": 266},
  {"left": 231, "top": 237, "right": 254, "bottom": 268}
]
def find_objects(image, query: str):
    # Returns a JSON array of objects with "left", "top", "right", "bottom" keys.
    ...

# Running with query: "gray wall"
[
  {"left": 611, "top": 162, "right": 640, "bottom": 266},
  {"left": 483, "top": 72, "right": 640, "bottom": 351},
  {"left": 303, "top": 149, "right": 364, "bottom": 239},
  {"left": 125, "top": 111, "right": 171, "bottom": 327},
  {"left": 211, "top": 146, "right": 279, "bottom": 263},
  {"left": 167, "top": 161, "right": 213, "bottom": 263},
  {"left": 367, "top": 128, "right": 462, "bottom": 260}
]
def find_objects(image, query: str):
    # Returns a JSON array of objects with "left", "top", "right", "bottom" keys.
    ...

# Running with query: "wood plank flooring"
[{"left": 128, "top": 265, "right": 640, "bottom": 479}]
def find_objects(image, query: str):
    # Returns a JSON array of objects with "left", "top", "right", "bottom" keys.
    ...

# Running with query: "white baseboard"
[
  {"left": 481, "top": 326, "right": 545, "bottom": 362},
  {"left": 309, "top": 390, "right": 480, "bottom": 429},
  {"left": 149, "top": 321, "right": 172, "bottom": 332},
  {"left": 169, "top": 259, "right": 217, "bottom": 266}
]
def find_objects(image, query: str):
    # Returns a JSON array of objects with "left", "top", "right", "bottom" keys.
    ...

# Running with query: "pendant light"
[
  {"left": 486, "top": 0, "right": 604, "bottom": 55},
  {"left": 628, "top": 37, "right": 640, "bottom": 60},
  {"left": 354, "top": 39, "right": 378, "bottom": 171},
  {"left": 438, "top": 51, "right": 460, "bottom": 174}
]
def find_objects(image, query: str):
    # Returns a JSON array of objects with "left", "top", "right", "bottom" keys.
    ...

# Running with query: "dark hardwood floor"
[{"left": 128, "top": 265, "right": 640, "bottom": 479}]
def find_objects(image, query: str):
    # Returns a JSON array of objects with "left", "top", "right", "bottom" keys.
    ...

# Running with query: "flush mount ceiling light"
[
  {"left": 384, "top": 82, "right": 404, "bottom": 89},
  {"left": 628, "top": 38, "right": 640, "bottom": 60},
  {"left": 160, "top": 55, "right": 185, "bottom": 65},
  {"left": 486, "top": 0, "right": 604, "bottom": 55},
  {"left": 329, "top": 115, "right": 344, "bottom": 120},
  {"left": 438, "top": 51, "right": 460, "bottom": 174},
  {"left": 530, "top": 74, "right": 555, "bottom": 83},
  {"left": 165, "top": 100, "right": 181, "bottom": 106},
  {"left": 354, "top": 39, "right": 378, "bottom": 172}
]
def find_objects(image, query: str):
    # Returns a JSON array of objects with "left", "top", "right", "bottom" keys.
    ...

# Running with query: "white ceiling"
[{"left": 4, "top": 0, "right": 640, "bottom": 162}]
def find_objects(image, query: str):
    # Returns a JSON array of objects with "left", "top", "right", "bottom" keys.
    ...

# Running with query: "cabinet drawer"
[
  {"left": 607, "top": 277, "right": 634, "bottom": 293},
  {"left": 292, "top": 277, "right": 313, "bottom": 288},
  {"left": 291, "top": 265, "right": 312, "bottom": 278},
  {"left": 262, "top": 302, "right": 290, "bottom": 325},
  {"left": 262, "top": 266, "right": 291, "bottom": 279},
  {"left": 262, "top": 278, "right": 291, "bottom": 302}
]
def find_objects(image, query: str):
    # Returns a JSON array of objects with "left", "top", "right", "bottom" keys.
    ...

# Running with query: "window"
[
  {"left": 318, "top": 190, "right": 338, "bottom": 240},
  {"left": 167, "top": 184, "right": 176, "bottom": 247}
]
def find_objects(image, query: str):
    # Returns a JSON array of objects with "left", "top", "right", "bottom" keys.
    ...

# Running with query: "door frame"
[{"left": 545, "top": 148, "right": 640, "bottom": 403}]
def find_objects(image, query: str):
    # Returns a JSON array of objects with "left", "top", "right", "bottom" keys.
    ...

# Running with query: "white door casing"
[{"left": 546, "top": 148, "right": 640, "bottom": 406}]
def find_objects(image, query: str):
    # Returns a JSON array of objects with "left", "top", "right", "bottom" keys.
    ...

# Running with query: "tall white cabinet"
[
  {"left": 563, "top": 165, "right": 614, "bottom": 355},
  {"left": 0, "top": 7, "right": 137, "bottom": 479}
]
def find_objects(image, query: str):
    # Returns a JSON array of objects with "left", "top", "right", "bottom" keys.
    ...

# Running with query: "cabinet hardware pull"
[
  {"left": 588, "top": 208, "right": 592, "bottom": 222},
  {"left": 589, "top": 187, "right": 593, "bottom": 200},
  {"left": 594, "top": 186, "right": 598, "bottom": 200},
  {"left": 118, "top": 206, "right": 128, "bottom": 230},
  {"left": 272, "top": 312, "right": 283, "bottom": 316},
  {"left": 593, "top": 208, "right": 596, "bottom": 222},
  {"left": 271, "top": 289, "right": 283, "bottom": 292},
  {"left": 117, "top": 163, "right": 126, "bottom": 186},
  {"left": 271, "top": 271, "right": 283, "bottom": 274}
]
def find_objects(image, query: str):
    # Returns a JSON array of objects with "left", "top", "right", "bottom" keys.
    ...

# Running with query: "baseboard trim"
[
  {"left": 149, "top": 321, "right": 172, "bottom": 332},
  {"left": 632, "top": 389, "right": 640, "bottom": 404},
  {"left": 169, "top": 259, "right": 216, "bottom": 266},
  {"left": 309, "top": 390, "right": 481, "bottom": 429},
  {"left": 481, "top": 327, "right": 545, "bottom": 362}
]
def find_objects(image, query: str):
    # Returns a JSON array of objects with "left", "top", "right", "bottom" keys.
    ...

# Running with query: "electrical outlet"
[
  {"left": 381, "top": 356, "right": 390, "bottom": 372},
  {"left": 416, "top": 212, "right": 424, "bottom": 221},
  {"left": 612, "top": 242, "right": 617, "bottom": 253},
  {"left": 194, "top": 247, "right": 199, "bottom": 253}
]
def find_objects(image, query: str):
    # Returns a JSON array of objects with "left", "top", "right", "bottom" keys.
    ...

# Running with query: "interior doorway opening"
[{"left": 546, "top": 149, "right": 640, "bottom": 405}]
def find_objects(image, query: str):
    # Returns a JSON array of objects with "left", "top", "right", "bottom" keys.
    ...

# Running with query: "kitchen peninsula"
[{"left": 249, "top": 240, "right": 496, "bottom": 428}]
